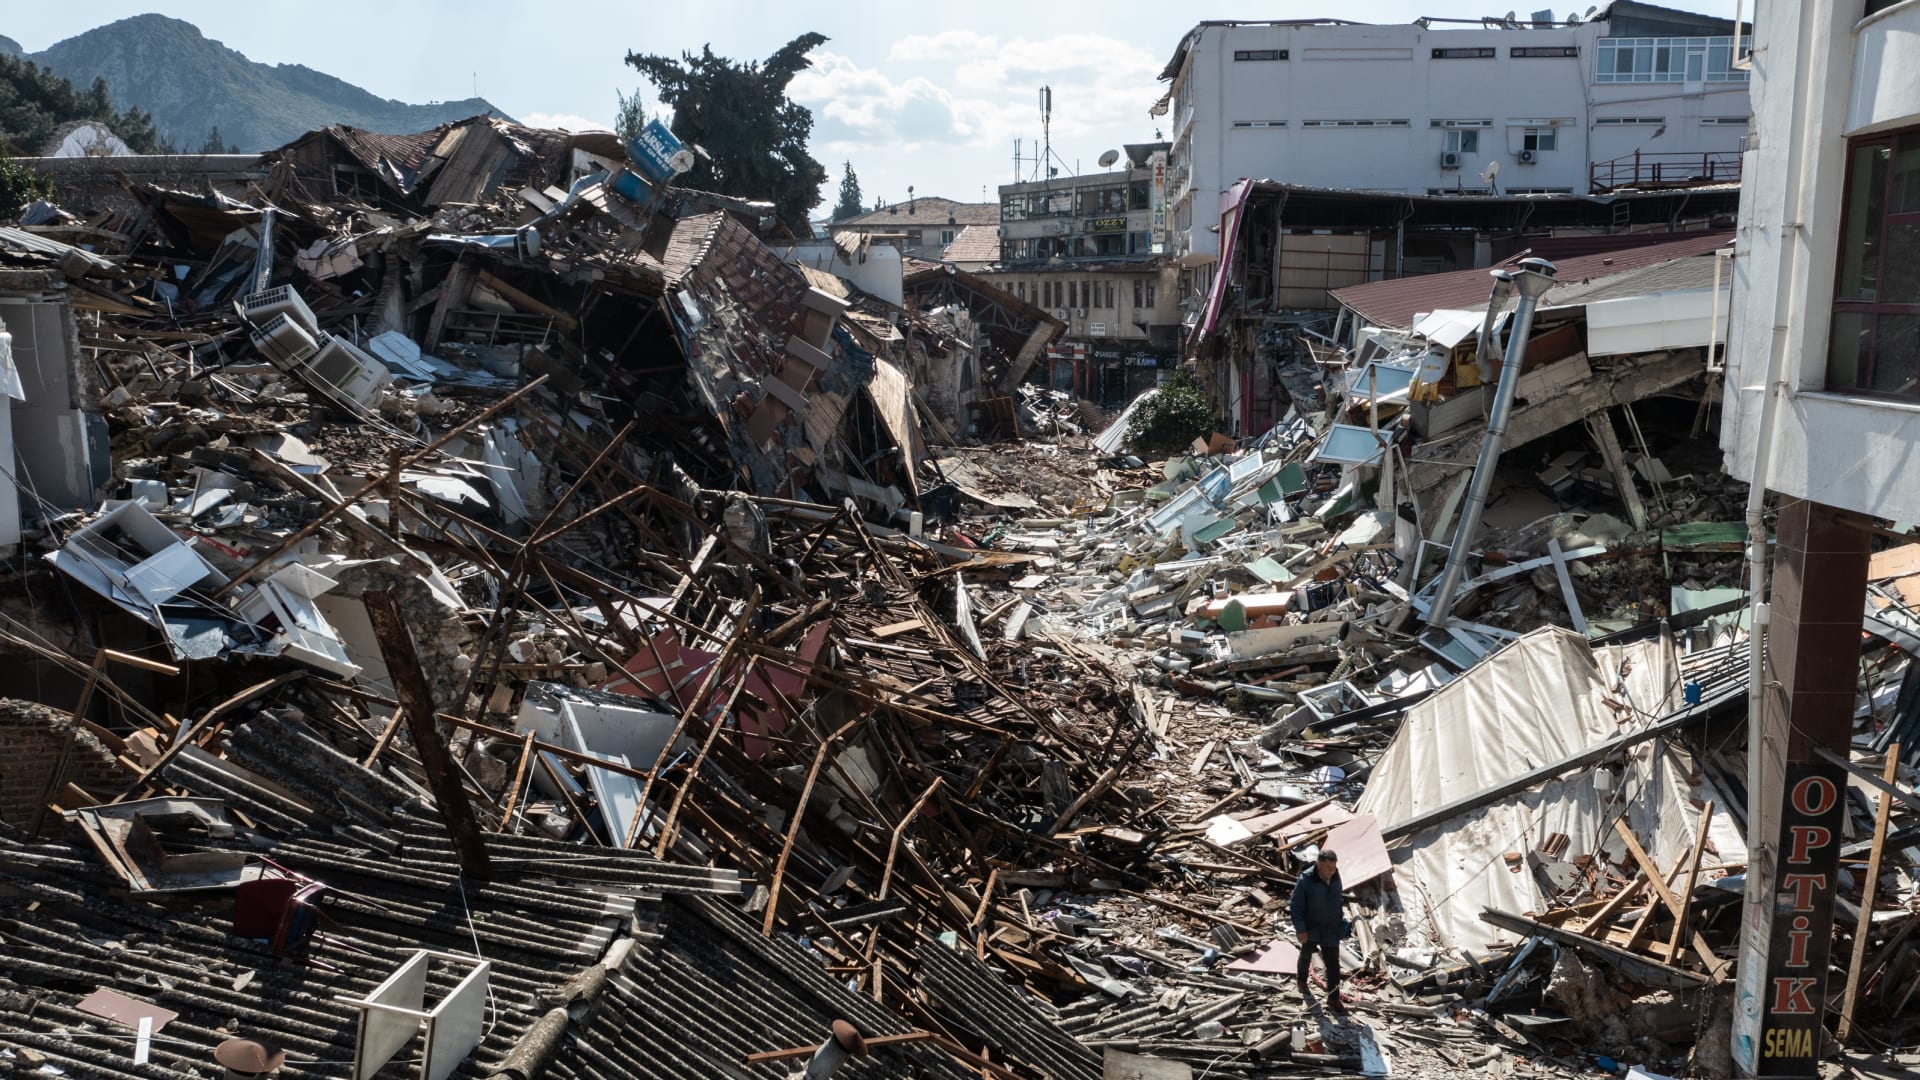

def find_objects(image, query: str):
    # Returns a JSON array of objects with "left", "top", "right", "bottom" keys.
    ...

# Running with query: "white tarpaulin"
[{"left": 1355, "top": 627, "right": 1742, "bottom": 952}]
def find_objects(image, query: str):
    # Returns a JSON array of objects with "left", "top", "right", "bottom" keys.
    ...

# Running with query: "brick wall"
[{"left": 0, "top": 699, "right": 129, "bottom": 835}]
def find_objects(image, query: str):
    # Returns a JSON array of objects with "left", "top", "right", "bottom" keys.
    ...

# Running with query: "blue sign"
[{"left": 627, "top": 119, "right": 686, "bottom": 183}]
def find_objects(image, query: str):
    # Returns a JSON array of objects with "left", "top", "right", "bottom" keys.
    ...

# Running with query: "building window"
[
  {"left": 1231, "top": 120, "right": 1288, "bottom": 128},
  {"left": 940, "top": 229, "right": 957, "bottom": 244},
  {"left": 1596, "top": 37, "right": 1749, "bottom": 84},
  {"left": 1445, "top": 130, "right": 1480, "bottom": 154},
  {"left": 1134, "top": 280, "right": 1144, "bottom": 308},
  {"left": 1146, "top": 283, "right": 1157, "bottom": 308},
  {"left": 1867, "top": 0, "right": 1902, "bottom": 13},
  {"left": 1233, "top": 49, "right": 1287, "bottom": 61},
  {"left": 1302, "top": 119, "right": 1411, "bottom": 128},
  {"left": 1044, "top": 280, "right": 1055, "bottom": 307},
  {"left": 1703, "top": 116, "right": 1749, "bottom": 125},
  {"left": 1512, "top": 46, "right": 1578, "bottom": 57},
  {"left": 1595, "top": 116, "right": 1666, "bottom": 125},
  {"left": 1523, "top": 128, "right": 1558, "bottom": 152},
  {"left": 1105, "top": 282, "right": 1116, "bottom": 308},
  {"left": 1829, "top": 129, "right": 1920, "bottom": 399},
  {"left": 1016, "top": 282, "right": 1026, "bottom": 302},
  {"left": 1432, "top": 47, "right": 1496, "bottom": 59},
  {"left": 1430, "top": 119, "right": 1493, "bottom": 128}
]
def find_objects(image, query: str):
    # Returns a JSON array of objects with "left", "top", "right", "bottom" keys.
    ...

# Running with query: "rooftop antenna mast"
[
  {"left": 1039, "top": 86, "right": 1053, "bottom": 183},
  {"left": 1013, "top": 137, "right": 1025, "bottom": 183}
]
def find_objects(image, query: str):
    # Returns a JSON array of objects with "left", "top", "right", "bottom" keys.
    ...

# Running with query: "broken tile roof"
[
  {"left": 1329, "top": 229, "right": 1733, "bottom": 330},
  {"left": 836, "top": 197, "right": 998, "bottom": 229},
  {"left": 939, "top": 223, "right": 1001, "bottom": 265}
]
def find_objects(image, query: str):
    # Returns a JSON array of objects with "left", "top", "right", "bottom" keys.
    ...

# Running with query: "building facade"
[
  {"left": 1157, "top": 3, "right": 1752, "bottom": 274},
  {"left": 987, "top": 148, "right": 1182, "bottom": 405},
  {"left": 1718, "top": 2, "right": 1920, "bottom": 1075}
]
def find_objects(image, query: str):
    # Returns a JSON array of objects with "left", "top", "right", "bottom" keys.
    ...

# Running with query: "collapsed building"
[{"left": 0, "top": 110, "right": 1916, "bottom": 1080}]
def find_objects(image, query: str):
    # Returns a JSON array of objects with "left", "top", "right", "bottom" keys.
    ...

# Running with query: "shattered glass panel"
[{"left": 1310, "top": 424, "right": 1388, "bottom": 467}]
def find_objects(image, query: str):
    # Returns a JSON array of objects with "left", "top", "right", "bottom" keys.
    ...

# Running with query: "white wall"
[
  {"left": 1721, "top": 0, "right": 1920, "bottom": 525},
  {"left": 1168, "top": 19, "right": 1751, "bottom": 267},
  {"left": 773, "top": 241, "right": 903, "bottom": 307}
]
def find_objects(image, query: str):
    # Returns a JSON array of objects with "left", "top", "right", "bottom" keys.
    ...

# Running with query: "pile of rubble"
[{"left": 0, "top": 113, "right": 1916, "bottom": 1080}]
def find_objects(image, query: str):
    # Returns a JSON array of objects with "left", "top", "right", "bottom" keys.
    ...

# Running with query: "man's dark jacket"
[{"left": 1290, "top": 870, "right": 1345, "bottom": 944}]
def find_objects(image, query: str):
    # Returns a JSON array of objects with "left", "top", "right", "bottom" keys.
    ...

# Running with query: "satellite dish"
[
  {"left": 667, "top": 149, "right": 696, "bottom": 176},
  {"left": 1481, "top": 160, "right": 1502, "bottom": 190},
  {"left": 1098, "top": 149, "right": 1121, "bottom": 168},
  {"left": 1585, "top": 5, "right": 1598, "bottom": 16},
  {"left": 1505, "top": 10, "right": 1518, "bottom": 20}
]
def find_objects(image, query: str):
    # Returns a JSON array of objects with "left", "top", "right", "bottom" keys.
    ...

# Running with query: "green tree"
[
  {"left": 0, "top": 149, "right": 51, "bottom": 216},
  {"left": 624, "top": 33, "right": 829, "bottom": 232},
  {"left": 0, "top": 57, "right": 159, "bottom": 154},
  {"left": 199, "top": 125, "right": 226, "bottom": 154},
  {"left": 831, "top": 160, "right": 863, "bottom": 222},
  {"left": 1125, "top": 370, "right": 1221, "bottom": 457},
  {"left": 614, "top": 88, "right": 648, "bottom": 147}
]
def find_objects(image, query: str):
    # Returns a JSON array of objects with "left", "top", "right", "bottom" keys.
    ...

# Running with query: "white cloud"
[
  {"left": 887, "top": 31, "right": 999, "bottom": 63},
  {"left": 520, "top": 111, "right": 613, "bottom": 133},
  {"left": 793, "top": 34, "right": 1162, "bottom": 158}
]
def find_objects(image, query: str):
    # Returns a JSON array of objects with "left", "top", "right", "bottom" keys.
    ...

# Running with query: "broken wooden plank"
[{"left": 1838, "top": 746, "right": 1901, "bottom": 1043}]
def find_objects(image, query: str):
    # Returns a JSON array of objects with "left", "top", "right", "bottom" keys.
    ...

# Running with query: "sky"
[{"left": 8, "top": 0, "right": 1741, "bottom": 216}]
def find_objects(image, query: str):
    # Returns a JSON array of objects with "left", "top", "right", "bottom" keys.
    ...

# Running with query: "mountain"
[
  {"left": 0, "top": 36, "right": 22, "bottom": 58},
  {"left": 28, "top": 15, "right": 505, "bottom": 152}
]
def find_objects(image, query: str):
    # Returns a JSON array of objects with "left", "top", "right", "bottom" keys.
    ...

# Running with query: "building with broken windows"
[
  {"left": 1155, "top": 3, "right": 1752, "bottom": 278},
  {"left": 986, "top": 145, "right": 1183, "bottom": 408}
]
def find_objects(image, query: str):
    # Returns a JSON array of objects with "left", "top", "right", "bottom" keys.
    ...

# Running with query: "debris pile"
[{"left": 0, "top": 115, "right": 1917, "bottom": 1080}]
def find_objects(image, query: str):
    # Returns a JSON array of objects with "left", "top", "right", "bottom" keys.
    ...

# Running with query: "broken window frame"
[
  {"left": 1523, "top": 128, "right": 1558, "bottom": 153},
  {"left": 1828, "top": 127, "right": 1920, "bottom": 401}
]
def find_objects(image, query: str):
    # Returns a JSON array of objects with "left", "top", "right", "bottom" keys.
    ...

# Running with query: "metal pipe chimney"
[{"left": 1426, "top": 257, "right": 1558, "bottom": 628}]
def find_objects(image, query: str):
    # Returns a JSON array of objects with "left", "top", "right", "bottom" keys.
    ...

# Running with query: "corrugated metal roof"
[
  {"left": 1547, "top": 252, "right": 1725, "bottom": 307},
  {"left": 1330, "top": 230, "right": 1732, "bottom": 330},
  {"left": 0, "top": 226, "right": 119, "bottom": 272}
]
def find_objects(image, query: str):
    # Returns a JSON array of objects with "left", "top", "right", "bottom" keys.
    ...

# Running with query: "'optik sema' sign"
[{"left": 1757, "top": 764, "right": 1846, "bottom": 1073}]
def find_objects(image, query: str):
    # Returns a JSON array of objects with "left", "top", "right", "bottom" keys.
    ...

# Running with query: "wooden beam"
[
  {"left": 365, "top": 589, "right": 492, "bottom": 881},
  {"left": 1612, "top": 818, "right": 1723, "bottom": 978},
  {"left": 1663, "top": 801, "right": 1714, "bottom": 964},
  {"left": 761, "top": 717, "right": 863, "bottom": 936},
  {"left": 1837, "top": 746, "right": 1900, "bottom": 1043}
]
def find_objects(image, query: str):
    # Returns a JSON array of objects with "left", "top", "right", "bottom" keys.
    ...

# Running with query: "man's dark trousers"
[{"left": 1296, "top": 939, "right": 1339, "bottom": 997}]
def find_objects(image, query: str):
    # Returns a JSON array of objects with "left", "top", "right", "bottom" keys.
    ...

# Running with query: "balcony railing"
[{"left": 1590, "top": 150, "right": 1742, "bottom": 192}]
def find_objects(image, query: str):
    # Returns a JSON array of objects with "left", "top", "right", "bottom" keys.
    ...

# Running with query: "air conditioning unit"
[
  {"left": 1074, "top": 308, "right": 1088, "bottom": 318},
  {"left": 303, "top": 333, "right": 393, "bottom": 409},
  {"left": 1053, "top": 309, "right": 1070, "bottom": 321},
  {"left": 250, "top": 312, "right": 319, "bottom": 366},
  {"left": 1518, "top": 149, "right": 1539, "bottom": 164},
  {"left": 240, "top": 285, "right": 319, "bottom": 337},
  {"left": 1440, "top": 151, "right": 1462, "bottom": 169}
]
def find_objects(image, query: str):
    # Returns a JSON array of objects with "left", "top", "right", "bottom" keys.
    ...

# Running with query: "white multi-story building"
[
  {"left": 1717, "top": 3, "right": 1920, "bottom": 1076},
  {"left": 1157, "top": 2, "right": 1752, "bottom": 273}
]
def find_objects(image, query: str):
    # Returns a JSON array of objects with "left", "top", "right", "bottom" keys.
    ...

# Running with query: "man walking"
[{"left": 1290, "top": 848, "right": 1348, "bottom": 1013}]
